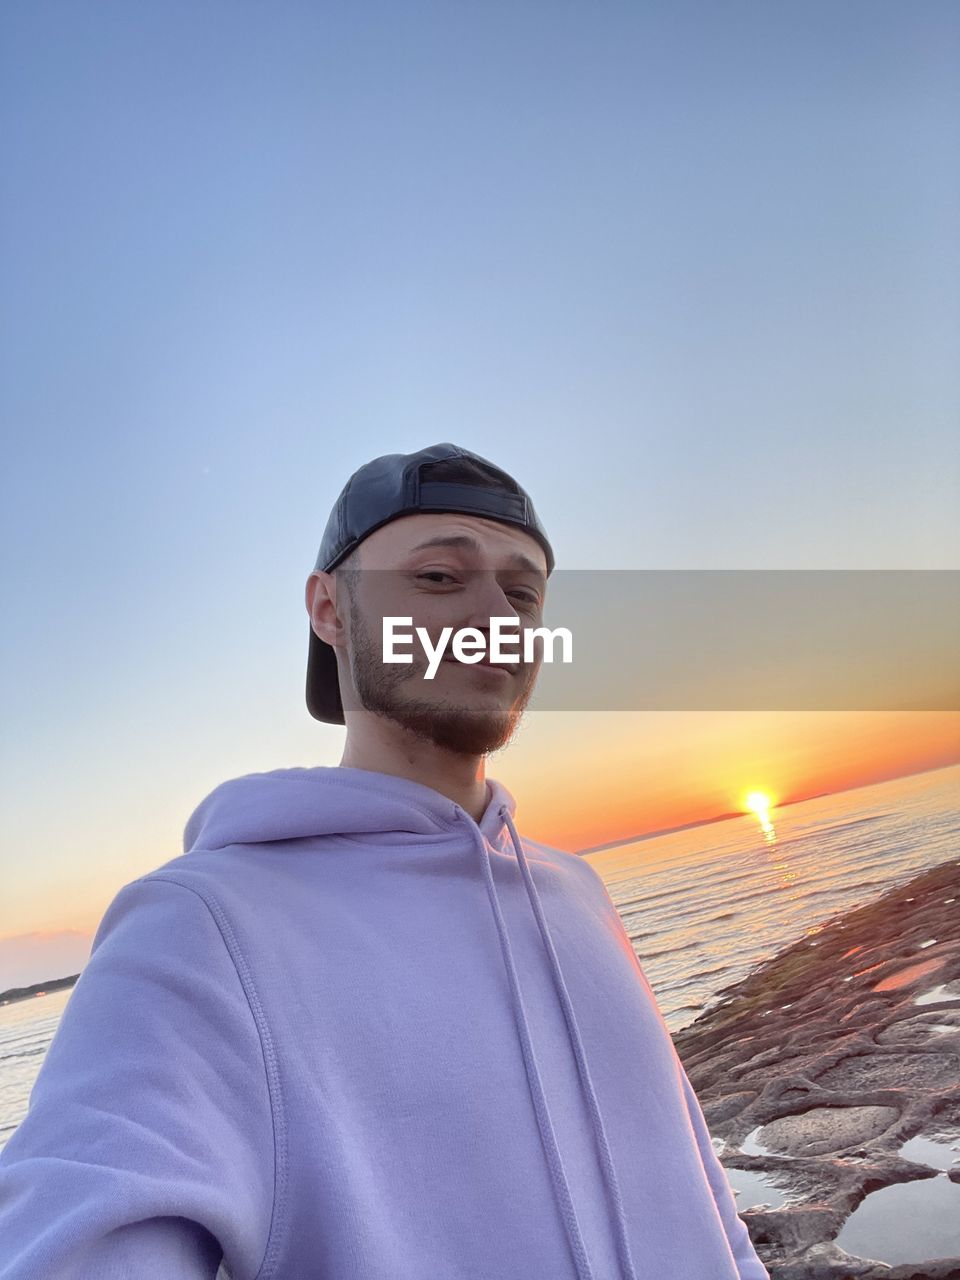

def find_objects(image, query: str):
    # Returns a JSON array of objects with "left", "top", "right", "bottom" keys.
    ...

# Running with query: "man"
[{"left": 0, "top": 443, "right": 770, "bottom": 1279}]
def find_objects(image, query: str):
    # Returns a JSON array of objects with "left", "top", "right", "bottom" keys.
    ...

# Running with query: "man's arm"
[
  {"left": 577, "top": 861, "right": 770, "bottom": 1280},
  {"left": 0, "top": 876, "right": 277, "bottom": 1280},
  {"left": 626, "top": 937, "right": 771, "bottom": 1280},
  {"left": 675, "top": 1062, "right": 771, "bottom": 1280}
]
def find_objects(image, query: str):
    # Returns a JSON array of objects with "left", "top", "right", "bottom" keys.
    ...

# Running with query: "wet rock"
[
  {"left": 878, "top": 1012, "right": 960, "bottom": 1046},
  {"left": 672, "top": 856, "right": 960, "bottom": 1280},
  {"left": 812, "top": 1051, "right": 960, "bottom": 1092},
  {"left": 756, "top": 1105, "right": 901, "bottom": 1158},
  {"left": 704, "top": 1090, "right": 760, "bottom": 1125}
]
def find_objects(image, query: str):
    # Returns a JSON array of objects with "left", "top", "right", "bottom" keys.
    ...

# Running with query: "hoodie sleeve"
[
  {"left": 579, "top": 862, "right": 769, "bottom": 1280},
  {"left": 675, "top": 1064, "right": 771, "bottom": 1280},
  {"left": 629, "top": 949, "right": 770, "bottom": 1280},
  {"left": 0, "top": 875, "right": 277, "bottom": 1280}
]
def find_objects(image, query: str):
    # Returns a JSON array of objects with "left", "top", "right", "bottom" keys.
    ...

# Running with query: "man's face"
[{"left": 336, "top": 513, "right": 548, "bottom": 756}]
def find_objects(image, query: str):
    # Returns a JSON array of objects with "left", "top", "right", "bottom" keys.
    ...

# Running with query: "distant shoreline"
[
  {"left": 576, "top": 807, "right": 744, "bottom": 854},
  {"left": 0, "top": 974, "right": 79, "bottom": 1007}
]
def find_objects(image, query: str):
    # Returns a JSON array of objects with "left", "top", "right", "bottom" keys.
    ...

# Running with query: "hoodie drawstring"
[
  {"left": 499, "top": 806, "right": 640, "bottom": 1280},
  {"left": 464, "top": 812, "right": 596, "bottom": 1280},
  {"left": 457, "top": 804, "right": 639, "bottom": 1280}
]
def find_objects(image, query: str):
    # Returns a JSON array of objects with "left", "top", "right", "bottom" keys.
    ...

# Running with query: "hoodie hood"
[{"left": 182, "top": 765, "right": 518, "bottom": 854}]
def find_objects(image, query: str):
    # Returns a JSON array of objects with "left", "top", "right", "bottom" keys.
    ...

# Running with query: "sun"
[
  {"left": 743, "top": 789, "right": 778, "bottom": 839},
  {"left": 744, "top": 791, "right": 774, "bottom": 818}
]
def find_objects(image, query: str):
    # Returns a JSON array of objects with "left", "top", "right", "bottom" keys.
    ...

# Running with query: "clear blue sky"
[{"left": 1, "top": 1, "right": 958, "bottom": 986}]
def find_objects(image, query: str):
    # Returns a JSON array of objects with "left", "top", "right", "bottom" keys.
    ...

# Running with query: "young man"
[{"left": 0, "top": 443, "right": 770, "bottom": 1280}]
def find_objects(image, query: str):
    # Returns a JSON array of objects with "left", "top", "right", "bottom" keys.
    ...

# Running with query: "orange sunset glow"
[{"left": 498, "top": 710, "right": 960, "bottom": 853}]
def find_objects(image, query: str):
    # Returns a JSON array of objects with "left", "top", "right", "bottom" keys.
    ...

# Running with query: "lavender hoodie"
[{"left": 0, "top": 766, "right": 769, "bottom": 1280}]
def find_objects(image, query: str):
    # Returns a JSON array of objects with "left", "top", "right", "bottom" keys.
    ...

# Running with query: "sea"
[
  {"left": 584, "top": 761, "right": 959, "bottom": 1032},
  {"left": 2, "top": 761, "right": 958, "bottom": 1157}
]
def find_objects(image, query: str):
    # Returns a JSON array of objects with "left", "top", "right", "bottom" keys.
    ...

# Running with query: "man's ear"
[{"left": 305, "top": 571, "right": 348, "bottom": 649}]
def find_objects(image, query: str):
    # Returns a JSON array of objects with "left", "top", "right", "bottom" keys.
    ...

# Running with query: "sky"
[{"left": 1, "top": 1, "right": 958, "bottom": 989}]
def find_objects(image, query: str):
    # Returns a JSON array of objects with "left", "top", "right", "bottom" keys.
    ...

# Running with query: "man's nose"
[{"left": 461, "top": 571, "right": 521, "bottom": 632}]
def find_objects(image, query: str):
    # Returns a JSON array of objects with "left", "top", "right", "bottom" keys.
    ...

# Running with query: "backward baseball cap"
[{"left": 306, "top": 442, "right": 556, "bottom": 724}]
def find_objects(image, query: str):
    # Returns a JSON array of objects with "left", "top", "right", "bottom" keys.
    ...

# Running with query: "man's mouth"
[{"left": 441, "top": 655, "right": 517, "bottom": 676}]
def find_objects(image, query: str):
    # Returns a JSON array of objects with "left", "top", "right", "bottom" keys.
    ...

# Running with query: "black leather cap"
[{"left": 306, "top": 442, "right": 555, "bottom": 724}]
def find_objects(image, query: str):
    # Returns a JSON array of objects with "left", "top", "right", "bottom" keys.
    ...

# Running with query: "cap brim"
[{"left": 306, "top": 625, "right": 345, "bottom": 724}]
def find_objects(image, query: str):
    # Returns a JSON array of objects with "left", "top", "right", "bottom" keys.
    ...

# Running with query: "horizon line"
[{"left": 574, "top": 757, "right": 960, "bottom": 856}]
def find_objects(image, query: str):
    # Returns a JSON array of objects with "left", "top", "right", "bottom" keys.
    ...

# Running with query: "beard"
[{"left": 343, "top": 595, "right": 536, "bottom": 756}]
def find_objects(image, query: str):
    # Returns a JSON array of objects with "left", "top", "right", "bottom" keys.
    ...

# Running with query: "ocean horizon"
[{"left": 585, "top": 761, "right": 960, "bottom": 1032}]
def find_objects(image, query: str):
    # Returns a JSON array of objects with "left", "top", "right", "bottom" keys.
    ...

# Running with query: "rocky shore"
[{"left": 672, "top": 856, "right": 960, "bottom": 1280}]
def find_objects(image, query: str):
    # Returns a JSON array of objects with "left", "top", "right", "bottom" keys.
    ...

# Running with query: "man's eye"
[{"left": 415, "top": 573, "right": 539, "bottom": 607}]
